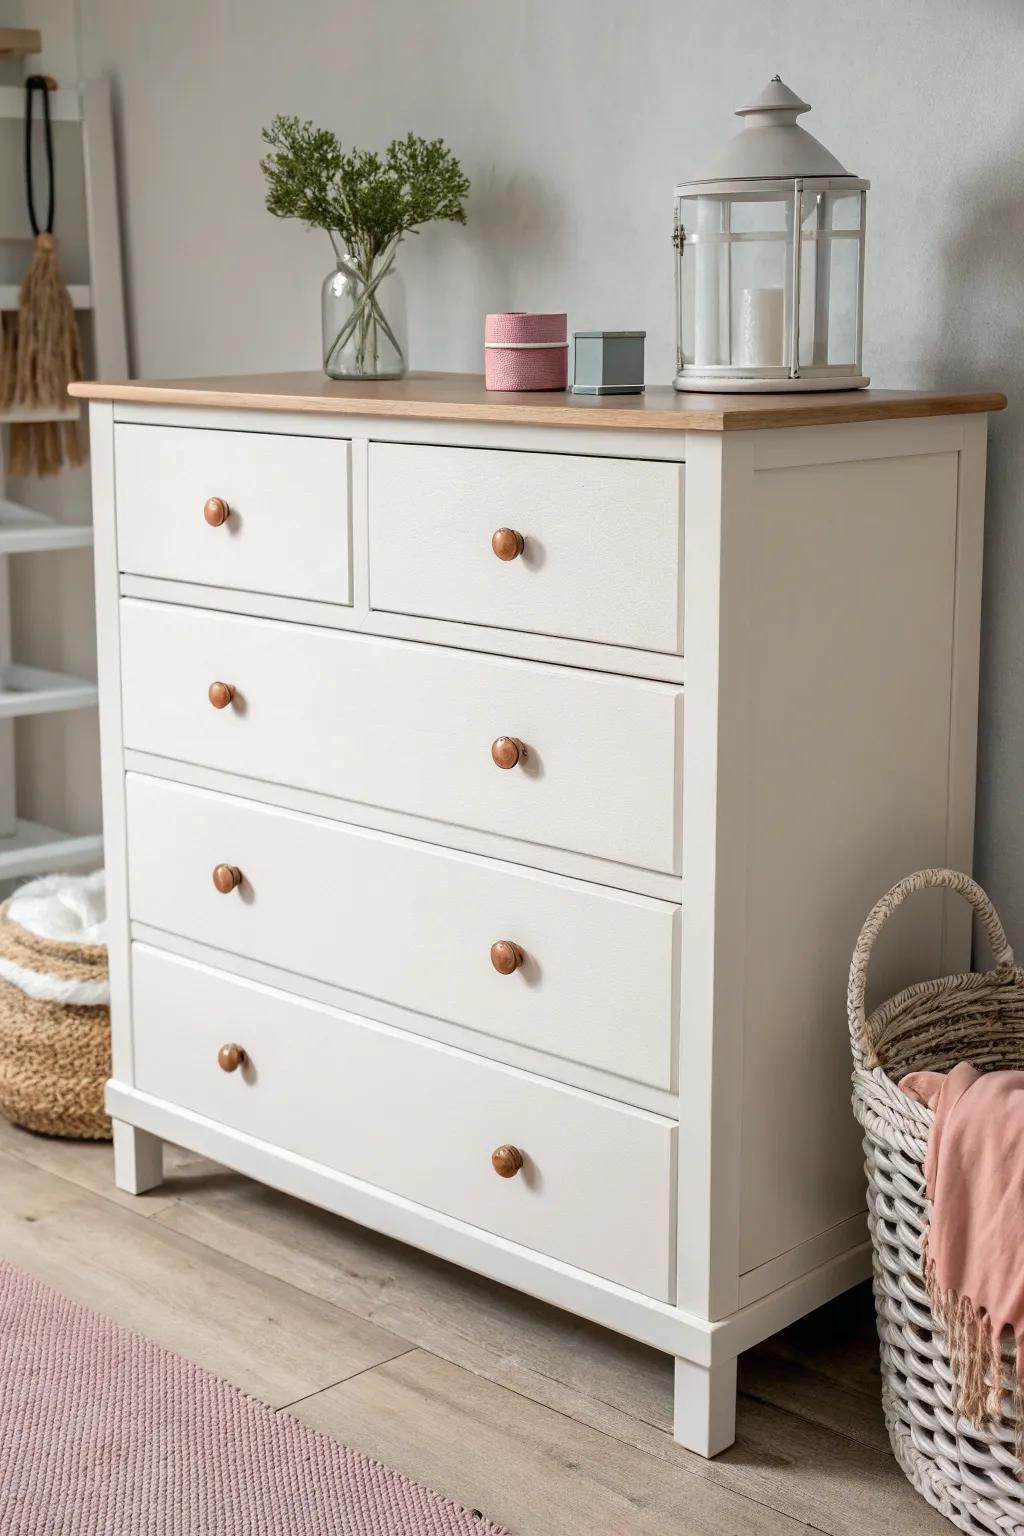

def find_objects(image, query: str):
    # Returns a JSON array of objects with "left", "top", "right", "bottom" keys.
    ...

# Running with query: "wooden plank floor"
[{"left": 0, "top": 1116, "right": 949, "bottom": 1536}]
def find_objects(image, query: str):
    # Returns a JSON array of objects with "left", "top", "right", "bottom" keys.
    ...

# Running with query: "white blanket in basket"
[{"left": 0, "top": 871, "right": 108, "bottom": 1005}]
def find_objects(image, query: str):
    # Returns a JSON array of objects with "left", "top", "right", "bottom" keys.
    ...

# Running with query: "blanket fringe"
[{"left": 924, "top": 1242, "right": 1024, "bottom": 1473}]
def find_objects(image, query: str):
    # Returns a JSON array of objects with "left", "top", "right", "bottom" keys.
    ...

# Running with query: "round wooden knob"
[
  {"left": 490, "top": 940, "right": 524, "bottom": 975},
  {"left": 217, "top": 1043, "right": 247, "bottom": 1073},
  {"left": 208, "top": 681, "right": 235, "bottom": 709},
  {"left": 212, "top": 863, "right": 242, "bottom": 894},
  {"left": 491, "top": 736, "right": 527, "bottom": 770},
  {"left": 491, "top": 527, "right": 524, "bottom": 561},
  {"left": 204, "top": 496, "right": 230, "bottom": 527},
  {"left": 491, "top": 1145, "right": 524, "bottom": 1178}
]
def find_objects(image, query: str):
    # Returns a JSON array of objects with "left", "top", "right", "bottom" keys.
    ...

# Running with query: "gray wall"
[{"left": 77, "top": 0, "right": 1024, "bottom": 935}]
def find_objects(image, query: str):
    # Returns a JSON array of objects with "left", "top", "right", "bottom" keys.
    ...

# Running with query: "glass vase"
[{"left": 322, "top": 243, "right": 406, "bottom": 381}]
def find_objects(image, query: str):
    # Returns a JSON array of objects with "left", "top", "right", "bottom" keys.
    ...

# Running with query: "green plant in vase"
[{"left": 261, "top": 117, "right": 469, "bottom": 380}]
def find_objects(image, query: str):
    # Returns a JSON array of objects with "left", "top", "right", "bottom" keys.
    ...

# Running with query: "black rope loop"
[{"left": 24, "top": 75, "right": 55, "bottom": 238}]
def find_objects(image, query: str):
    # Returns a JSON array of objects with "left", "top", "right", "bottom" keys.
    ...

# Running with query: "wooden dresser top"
[{"left": 69, "top": 371, "right": 1007, "bottom": 434}]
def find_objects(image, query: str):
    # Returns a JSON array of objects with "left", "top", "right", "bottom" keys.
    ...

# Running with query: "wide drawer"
[
  {"left": 368, "top": 443, "right": 684, "bottom": 652},
  {"left": 120, "top": 599, "right": 683, "bottom": 874},
  {"left": 125, "top": 775, "right": 679, "bottom": 1091},
  {"left": 114, "top": 424, "right": 352, "bottom": 604},
  {"left": 131, "top": 944, "right": 677, "bottom": 1300}
]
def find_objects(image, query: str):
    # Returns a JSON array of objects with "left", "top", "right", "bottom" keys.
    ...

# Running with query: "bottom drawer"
[{"left": 131, "top": 945, "right": 677, "bottom": 1302}]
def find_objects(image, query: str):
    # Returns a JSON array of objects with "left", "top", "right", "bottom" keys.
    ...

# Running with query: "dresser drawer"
[
  {"left": 368, "top": 444, "right": 684, "bottom": 652},
  {"left": 114, "top": 424, "right": 352, "bottom": 604},
  {"left": 120, "top": 600, "right": 683, "bottom": 874},
  {"left": 131, "top": 945, "right": 677, "bottom": 1300},
  {"left": 125, "top": 775, "right": 679, "bottom": 1091}
]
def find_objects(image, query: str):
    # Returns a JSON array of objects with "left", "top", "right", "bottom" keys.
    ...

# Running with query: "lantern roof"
[{"left": 696, "top": 75, "right": 855, "bottom": 183}]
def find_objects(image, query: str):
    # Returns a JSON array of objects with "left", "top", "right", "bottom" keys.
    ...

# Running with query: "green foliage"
[{"left": 261, "top": 117, "right": 469, "bottom": 264}]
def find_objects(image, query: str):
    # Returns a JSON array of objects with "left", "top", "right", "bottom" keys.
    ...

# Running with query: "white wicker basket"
[{"left": 849, "top": 868, "right": 1024, "bottom": 1536}]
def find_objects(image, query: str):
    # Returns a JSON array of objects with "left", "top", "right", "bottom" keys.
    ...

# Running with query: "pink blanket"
[{"left": 901, "top": 1062, "right": 1024, "bottom": 1450}]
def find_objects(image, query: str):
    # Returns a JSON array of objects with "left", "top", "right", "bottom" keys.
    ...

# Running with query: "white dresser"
[{"left": 74, "top": 371, "right": 1004, "bottom": 1455}]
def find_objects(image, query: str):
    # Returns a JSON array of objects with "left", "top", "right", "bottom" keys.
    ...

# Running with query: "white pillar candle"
[{"left": 736, "top": 287, "right": 784, "bottom": 368}]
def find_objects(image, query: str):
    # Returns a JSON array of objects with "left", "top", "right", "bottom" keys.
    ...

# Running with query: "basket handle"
[{"left": 848, "top": 867, "right": 1015, "bottom": 1061}]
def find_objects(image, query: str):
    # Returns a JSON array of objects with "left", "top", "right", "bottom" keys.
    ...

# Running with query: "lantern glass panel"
[
  {"left": 679, "top": 219, "right": 733, "bottom": 367},
  {"left": 828, "top": 191, "right": 861, "bottom": 232},
  {"left": 798, "top": 189, "right": 861, "bottom": 368},
  {"left": 730, "top": 196, "right": 789, "bottom": 233},
  {"left": 680, "top": 192, "right": 797, "bottom": 370},
  {"left": 825, "top": 235, "right": 860, "bottom": 365},
  {"left": 680, "top": 197, "right": 735, "bottom": 367}
]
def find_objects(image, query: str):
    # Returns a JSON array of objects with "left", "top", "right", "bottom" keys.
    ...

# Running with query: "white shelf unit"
[
  {"left": 0, "top": 403, "right": 81, "bottom": 424},
  {"left": 0, "top": 818, "right": 102, "bottom": 880},
  {"left": 0, "top": 283, "right": 90, "bottom": 310},
  {"left": 0, "top": 499, "right": 93, "bottom": 552},
  {"left": 0, "top": 662, "right": 97, "bottom": 719},
  {"left": 0, "top": 77, "right": 128, "bottom": 886}
]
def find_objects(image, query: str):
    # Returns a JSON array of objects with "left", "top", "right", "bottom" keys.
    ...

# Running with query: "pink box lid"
[{"left": 485, "top": 311, "right": 567, "bottom": 346}]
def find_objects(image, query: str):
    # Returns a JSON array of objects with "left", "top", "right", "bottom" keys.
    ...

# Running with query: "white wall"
[{"left": 65, "top": 0, "right": 1024, "bottom": 937}]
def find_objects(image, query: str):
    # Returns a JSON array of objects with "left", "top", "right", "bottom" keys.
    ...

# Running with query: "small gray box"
[{"left": 571, "top": 330, "right": 645, "bottom": 395}]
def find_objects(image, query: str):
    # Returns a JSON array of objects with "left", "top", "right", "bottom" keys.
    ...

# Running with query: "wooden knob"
[
  {"left": 208, "top": 681, "right": 235, "bottom": 709},
  {"left": 204, "top": 495, "right": 230, "bottom": 527},
  {"left": 490, "top": 940, "right": 524, "bottom": 975},
  {"left": 217, "top": 1043, "right": 247, "bottom": 1073},
  {"left": 491, "top": 736, "right": 527, "bottom": 770},
  {"left": 212, "top": 863, "right": 242, "bottom": 894},
  {"left": 491, "top": 527, "right": 524, "bottom": 561},
  {"left": 491, "top": 1145, "right": 524, "bottom": 1178}
]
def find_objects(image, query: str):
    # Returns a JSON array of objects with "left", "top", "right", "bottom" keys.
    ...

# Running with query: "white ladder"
[{"left": 0, "top": 76, "right": 127, "bottom": 882}]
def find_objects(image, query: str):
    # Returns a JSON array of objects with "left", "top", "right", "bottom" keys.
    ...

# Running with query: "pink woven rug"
[{"left": 0, "top": 1261, "right": 509, "bottom": 1535}]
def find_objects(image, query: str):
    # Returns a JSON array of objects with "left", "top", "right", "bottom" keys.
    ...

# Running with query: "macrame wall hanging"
[{"left": 0, "top": 75, "right": 86, "bottom": 476}]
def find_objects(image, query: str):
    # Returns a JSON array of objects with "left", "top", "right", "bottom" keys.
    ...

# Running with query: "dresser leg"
[
  {"left": 112, "top": 1121, "right": 164, "bottom": 1195},
  {"left": 673, "top": 1355, "right": 737, "bottom": 1456}
]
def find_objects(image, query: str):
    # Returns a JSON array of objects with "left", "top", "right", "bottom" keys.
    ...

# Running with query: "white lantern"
[{"left": 673, "top": 76, "right": 868, "bottom": 392}]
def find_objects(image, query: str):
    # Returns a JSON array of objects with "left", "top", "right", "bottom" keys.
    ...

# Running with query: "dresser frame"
[{"left": 83, "top": 381, "right": 996, "bottom": 1458}]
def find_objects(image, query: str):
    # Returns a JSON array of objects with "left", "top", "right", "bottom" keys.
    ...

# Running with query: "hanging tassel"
[
  {"left": 0, "top": 312, "right": 18, "bottom": 404},
  {"left": 6, "top": 233, "right": 85, "bottom": 475},
  {"left": 1, "top": 76, "right": 86, "bottom": 477}
]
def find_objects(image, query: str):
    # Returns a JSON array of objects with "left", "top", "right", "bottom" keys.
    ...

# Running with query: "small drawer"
[
  {"left": 125, "top": 774, "right": 680, "bottom": 1091},
  {"left": 120, "top": 600, "right": 683, "bottom": 875},
  {"left": 114, "top": 424, "right": 352, "bottom": 604},
  {"left": 131, "top": 944, "right": 677, "bottom": 1300},
  {"left": 368, "top": 444, "right": 684, "bottom": 653}
]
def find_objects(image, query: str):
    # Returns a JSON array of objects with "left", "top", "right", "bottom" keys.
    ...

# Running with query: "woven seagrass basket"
[
  {"left": 0, "top": 895, "right": 110, "bottom": 1140},
  {"left": 849, "top": 867, "right": 1024, "bottom": 1536}
]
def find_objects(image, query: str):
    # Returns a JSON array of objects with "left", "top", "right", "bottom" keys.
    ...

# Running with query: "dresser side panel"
[{"left": 737, "top": 434, "right": 970, "bottom": 1273}]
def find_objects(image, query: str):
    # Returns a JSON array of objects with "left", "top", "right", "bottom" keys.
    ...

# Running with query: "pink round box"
[{"left": 484, "top": 312, "right": 568, "bottom": 391}]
